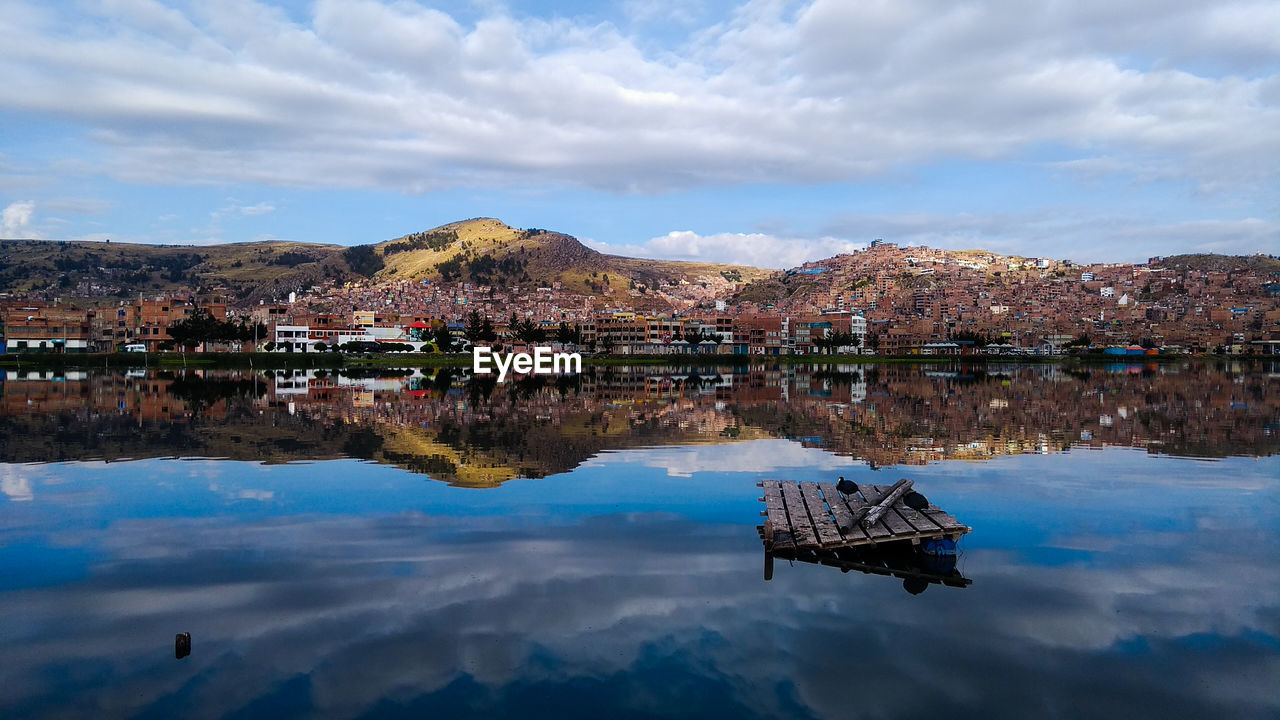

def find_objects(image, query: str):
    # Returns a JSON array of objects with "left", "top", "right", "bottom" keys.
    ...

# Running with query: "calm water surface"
[{"left": 1, "top": 362, "right": 1277, "bottom": 718}]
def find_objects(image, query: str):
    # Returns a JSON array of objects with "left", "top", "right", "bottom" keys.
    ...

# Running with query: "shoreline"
[{"left": 0, "top": 351, "right": 1268, "bottom": 371}]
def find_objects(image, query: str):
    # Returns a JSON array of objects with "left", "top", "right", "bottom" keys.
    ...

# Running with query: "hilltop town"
[{"left": 2, "top": 219, "right": 1278, "bottom": 357}]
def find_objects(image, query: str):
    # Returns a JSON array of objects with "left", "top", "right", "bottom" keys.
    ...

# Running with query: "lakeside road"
[{"left": 0, "top": 351, "right": 1259, "bottom": 370}]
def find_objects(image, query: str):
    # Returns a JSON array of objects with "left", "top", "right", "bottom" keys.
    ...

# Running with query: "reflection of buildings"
[{"left": 0, "top": 363, "right": 1276, "bottom": 481}]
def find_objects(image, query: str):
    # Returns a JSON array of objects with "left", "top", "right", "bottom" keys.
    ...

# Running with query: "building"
[{"left": 3, "top": 306, "right": 92, "bottom": 353}]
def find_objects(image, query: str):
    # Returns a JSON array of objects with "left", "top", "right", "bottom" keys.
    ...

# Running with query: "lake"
[{"left": 1, "top": 361, "right": 1277, "bottom": 719}]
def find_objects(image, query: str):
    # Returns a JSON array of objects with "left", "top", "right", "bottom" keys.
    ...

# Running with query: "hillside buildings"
[{"left": 2, "top": 243, "right": 1276, "bottom": 356}]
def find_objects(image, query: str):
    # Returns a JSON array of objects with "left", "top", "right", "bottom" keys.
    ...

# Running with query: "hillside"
[
  {"left": 1153, "top": 254, "right": 1280, "bottom": 275},
  {"left": 730, "top": 242, "right": 1280, "bottom": 324},
  {"left": 0, "top": 237, "right": 359, "bottom": 304},
  {"left": 0, "top": 219, "right": 772, "bottom": 307},
  {"left": 369, "top": 218, "right": 771, "bottom": 302},
  {"left": 732, "top": 245, "right": 1047, "bottom": 308}
]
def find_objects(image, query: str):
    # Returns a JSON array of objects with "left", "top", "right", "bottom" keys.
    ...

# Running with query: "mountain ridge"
[
  {"left": 1, "top": 220, "right": 1275, "bottom": 310},
  {"left": 0, "top": 218, "right": 772, "bottom": 306}
]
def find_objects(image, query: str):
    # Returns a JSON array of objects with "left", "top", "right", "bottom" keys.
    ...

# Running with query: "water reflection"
[
  {"left": 1, "top": 362, "right": 1276, "bottom": 480},
  {"left": 1, "top": 450, "right": 1276, "bottom": 718},
  {"left": 765, "top": 544, "right": 973, "bottom": 594},
  {"left": 1, "top": 363, "right": 1277, "bottom": 718}
]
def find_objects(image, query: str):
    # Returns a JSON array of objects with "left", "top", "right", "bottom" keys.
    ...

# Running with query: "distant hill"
[
  {"left": 0, "top": 219, "right": 771, "bottom": 306},
  {"left": 367, "top": 218, "right": 770, "bottom": 302},
  {"left": 0, "top": 237, "right": 359, "bottom": 304},
  {"left": 1152, "top": 254, "right": 1280, "bottom": 274},
  {"left": 730, "top": 243, "right": 1280, "bottom": 313}
]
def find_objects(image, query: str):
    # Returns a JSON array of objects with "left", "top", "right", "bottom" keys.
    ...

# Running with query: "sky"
[{"left": 0, "top": 0, "right": 1277, "bottom": 269}]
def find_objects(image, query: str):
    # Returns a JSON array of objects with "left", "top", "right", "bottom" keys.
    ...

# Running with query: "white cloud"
[
  {"left": 1, "top": 466, "right": 35, "bottom": 501},
  {"left": 601, "top": 439, "right": 850, "bottom": 477},
  {"left": 0, "top": 0, "right": 1273, "bottom": 196},
  {"left": 237, "top": 202, "right": 275, "bottom": 216},
  {"left": 819, "top": 211, "right": 1280, "bottom": 263},
  {"left": 1, "top": 200, "right": 38, "bottom": 238},
  {"left": 40, "top": 197, "right": 113, "bottom": 215},
  {"left": 592, "top": 230, "right": 866, "bottom": 268}
]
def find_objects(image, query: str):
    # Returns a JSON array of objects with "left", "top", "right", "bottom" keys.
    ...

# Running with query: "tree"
[
  {"left": 948, "top": 330, "right": 990, "bottom": 348},
  {"left": 555, "top": 321, "right": 581, "bottom": 345},
  {"left": 512, "top": 316, "right": 545, "bottom": 343},
  {"left": 433, "top": 324, "right": 455, "bottom": 353},
  {"left": 828, "top": 331, "right": 855, "bottom": 353},
  {"left": 685, "top": 328, "right": 718, "bottom": 346},
  {"left": 812, "top": 332, "right": 831, "bottom": 354},
  {"left": 342, "top": 244, "right": 384, "bottom": 276},
  {"left": 168, "top": 309, "right": 262, "bottom": 352},
  {"left": 464, "top": 310, "right": 486, "bottom": 343},
  {"left": 1063, "top": 333, "right": 1091, "bottom": 349}
]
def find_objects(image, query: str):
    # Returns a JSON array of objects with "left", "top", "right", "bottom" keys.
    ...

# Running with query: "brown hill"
[
  {"left": 0, "top": 237, "right": 360, "bottom": 304},
  {"left": 371, "top": 218, "right": 771, "bottom": 301},
  {"left": 0, "top": 219, "right": 771, "bottom": 306}
]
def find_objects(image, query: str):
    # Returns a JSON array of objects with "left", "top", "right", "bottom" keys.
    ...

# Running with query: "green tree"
[
  {"left": 1063, "top": 333, "right": 1091, "bottom": 348},
  {"left": 433, "top": 324, "right": 455, "bottom": 353},
  {"left": 555, "top": 322, "right": 581, "bottom": 345},
  {"left": 464, "top": 310, "right": 486, "bottom": 343}
]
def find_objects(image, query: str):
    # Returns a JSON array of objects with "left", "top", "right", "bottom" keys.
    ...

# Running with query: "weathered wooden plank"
[
  {"left": 760, "top": 482, "right": 796, "bottom": 550},
  {"left": 898, "top": 511, "right": 941, "bottom": 534},
  {"left": 923, "top": 507, "right": 968, "bottom": 532},
  {"left": 860, "top": 482, "right": 940, "bottom": 537},
  {"left": 760, "top": 483, "right": 789, "bottom": 549},
  {"left": 842, "top": 493, "right": 879, "bottom": 541},
  {"left": 897, "top": 504, "right": 945, "bottom": 533},
  {"left": 819, "top": 483, "right": 875, "bottom": 544},
  {"left": 827, "top": 482, "right": 879, "bottom": 536},
  {"left": 858, "top": 483, "right": 887, "bottom": 504},
  {"left": 862, "top": 479, "right": 914, "bottom": 528},
  {"left": 817, "top": 482, "right": 865, "bottom": 542},
  {"left": 800, "top": 482, "right": 843, "bottom": 546},
  {"left": 780, "top": 481, "right": 819, "bottom": 547},
  {"left": 762, "top": 482, "right": 789, "bottom": 526},
  {"left": 852, "top": 484, "right": 896, "bottom": 540},
  {"left": 876, "top": 507, "right": 919, "bottom": 536}
]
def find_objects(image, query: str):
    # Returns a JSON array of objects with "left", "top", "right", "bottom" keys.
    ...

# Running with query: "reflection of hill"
[
  {"left": 740, "top": 363, "right": 1279, "bottom": 465},
  {"left": 0, "top": 362, "right": 1275, "bottom": 482}
]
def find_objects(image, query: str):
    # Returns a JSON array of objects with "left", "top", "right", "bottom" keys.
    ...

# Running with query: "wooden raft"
[{"left": 757, "top": 480, "right": 970, "bottom": 552}]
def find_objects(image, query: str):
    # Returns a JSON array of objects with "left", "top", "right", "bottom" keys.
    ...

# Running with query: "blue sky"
[{"left": 1, "top": 0, "right": 1277, "bottom": 267}]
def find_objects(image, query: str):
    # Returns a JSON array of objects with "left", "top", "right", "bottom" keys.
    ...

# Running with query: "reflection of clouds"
[
  {"left": 599, "top": 439, "right": 851, "bottom": 477},
  {"left": 1, "top": 465, "right": 34, "bottom": 501},
  {"left": 860, "top": 449, "right": 1280, "bottom": 519},
  {"left": 208, "top": 483, "right": 275, "bottom": 502},
  {"left": 2, "top": 508, "right": 1278, "bottom": 719}
]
